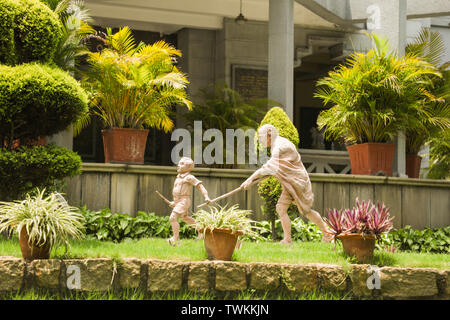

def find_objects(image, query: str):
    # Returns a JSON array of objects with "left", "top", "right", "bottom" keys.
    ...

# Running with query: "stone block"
[
  {"left": 312, "top": 263, "right": 348, "bottom": 291},
  {"left": 188, "top": 262, "right": 212, "bottom": 292},
  {"left": 30, "top": 259, "right": 62, "bottom": 289},
  {"left": 280, "top": 264, "right": 318, "bottom": 292},
  {"left": 117, "top": 258, "right": 142, "bottom": 290},
  {"left": 0, "top": 257, "right": 25, "bottom": 292},
  {"left": 379, "top": 267, "right": 439, "bottom": 299},
  {"left": 63, "top": 258, "right": 115, "bottom": 292},
  {"left": 248, "top": 262, "right": 280, "bottom": 291},
  {"left": 349, "top": 264, "right": 373, "bottom": 298},
  {"left": 214, "top": 262, "right": 247, "bottom": 292},
  {"left": 147, "top": 259, "right": 186, "bottom": 292}
]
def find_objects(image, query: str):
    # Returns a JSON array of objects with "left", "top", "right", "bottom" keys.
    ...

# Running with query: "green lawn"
[{"left": 1, "top": 237, "right": 449, "bottom": 270}]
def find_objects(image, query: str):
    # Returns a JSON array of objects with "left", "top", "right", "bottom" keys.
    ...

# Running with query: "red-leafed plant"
[{"left": 324, "top": 198, "right": 394, "bottom": 241}]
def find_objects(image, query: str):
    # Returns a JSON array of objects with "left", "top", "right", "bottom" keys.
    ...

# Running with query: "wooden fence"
[{"left": 65, "top": 163, "right": 450, "bottom": 230}]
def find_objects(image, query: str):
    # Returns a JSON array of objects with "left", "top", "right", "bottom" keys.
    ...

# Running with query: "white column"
[
  {"left": 268, "top": 0, "right": 294, "bottom": 121},
  {"left": 367, "top": 0, "right": 407, "bottom": 177}
]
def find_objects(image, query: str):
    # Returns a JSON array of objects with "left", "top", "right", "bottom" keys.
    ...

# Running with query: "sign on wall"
[{"left": 232, "top": 66, "right": 268, "bottom": 101}]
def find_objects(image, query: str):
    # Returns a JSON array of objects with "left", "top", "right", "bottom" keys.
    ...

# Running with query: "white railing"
[{"left": 299, "top": 149, "right": 351, "bottom": 174}]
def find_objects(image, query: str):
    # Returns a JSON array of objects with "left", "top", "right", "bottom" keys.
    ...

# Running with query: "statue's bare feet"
[
  {"left": 321, "top": 232, "right": 334, "bottom": 243},
  {"left": 167, "top": 237, "right": 180, "bottom": 246},
  {"left": 194, "top": 233, "right": 204, "bottom": 241},
  {"left": 279, "top": 239, "right": 292, "bottom": 245}
]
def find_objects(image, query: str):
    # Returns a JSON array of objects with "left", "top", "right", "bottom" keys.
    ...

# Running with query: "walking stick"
[
  {"left": 155, "top": 190, "right": 172, "bottom": 206},
  {"left": 197, "top": 176, "right": 268, "bottom": 209}
]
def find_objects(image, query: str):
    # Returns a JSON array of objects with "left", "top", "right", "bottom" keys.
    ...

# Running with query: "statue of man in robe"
[{"left": 240, "top": 124, "right": 333, "bottom": 244}]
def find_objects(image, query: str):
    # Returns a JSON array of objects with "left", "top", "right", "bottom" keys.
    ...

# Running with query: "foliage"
[
  {"left": 182, "top": 83, "right": 271, "bottom": 168},
  {"left": 324, "top": 198, "right": 394, "bottom": 240},
  {"left": 315, "top": 33, "right": 441, "bottom": 145},
  {"left": 0, "top": 0, "right": 62, "bottom": 65},
  {"left": 387, "top": 225, "right": 450, "bottom": 254},
  {"left": 193, "top": 204, "right": 259, "bottom": 238},
  {"left": 256, "top": 107, "right": 300, "bottom": 235},
  {"left": 81, "top": 207, "right": 196, "bottom": 242},
  {"left": 79, "top": 26, "right": 192, "bottom": 134},
  {"left": 404, "top": 28, "right": 450, "bottom": 154},
  {"left": 41, "top": 0, "right": 95, "bottom": 72},
  {"left": 0, "top": 63, "right": 88, "bottom": 149},
  {"left": 427, "top": 127, "right": 450, "bottom": 179},
  {"left": 0, "top": 144, "right": 82, "bottom": 201},
  {"left": 0, "top": 189, "right": 84, "bottom": 250}
]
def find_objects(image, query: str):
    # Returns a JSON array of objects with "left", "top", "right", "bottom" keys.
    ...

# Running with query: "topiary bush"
[
  {"left": 256, "top": 107, "right": 301, "bottom": 238},
  {"left": 0, "top": 63, "right": 88, "bottom": 148},
  {"left": 0, "top": 144, "right": 81, "bottom": 201},
  {"left": 0, "top": 0, "right": 62, "bottom": 65}
]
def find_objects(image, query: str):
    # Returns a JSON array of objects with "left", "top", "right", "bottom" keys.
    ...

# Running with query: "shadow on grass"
[{"left": 339, "top": 249, "right": 399, "bottom": 266}]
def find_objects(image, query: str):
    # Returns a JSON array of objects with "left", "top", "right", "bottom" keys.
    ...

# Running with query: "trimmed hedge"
[
  {"left": 0, "top": 144, "right": 82, "bottom": 201},
  {"left": 0, "top": 0, "right": 62, "bottom": 65},
  {"left": 0, "top": 63, "right": 88, "bottom": 147}
]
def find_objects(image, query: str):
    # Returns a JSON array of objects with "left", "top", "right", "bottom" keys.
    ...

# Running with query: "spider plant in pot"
[
  {"left": 325, "top": 198, "right": 394, "bottom": 263},
  {"left": 193, "top": 204, "right": 258, "bottom": 261},
  {"left": 0, "top": 189, "right": 85, "bottom": 261},
  {"left": 79, "top": 26, "right": 192, "bottom": 164},
  {"left": 315, "top": 33, "right": 441, "bottom": 176}
]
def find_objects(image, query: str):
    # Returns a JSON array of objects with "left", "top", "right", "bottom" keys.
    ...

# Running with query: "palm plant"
[
  {"left": 315, "top": 33, "right": 442, "bottom": 145},
  {"left": 0, "top": 189, "right": 85, "bottom": 253},
  {"left": 78, "top": 26, "right": 192, "bottom": 134},
  {"left": 404, "top": 28, "right": 450, "bottom": 155},
  {"left": 42, "top": 0, "right": 95, "bottom": 72}
]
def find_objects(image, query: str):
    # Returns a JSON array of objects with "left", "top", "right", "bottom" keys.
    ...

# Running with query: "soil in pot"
[
  {"left": 19, "top": 227, "right": 51, "bottom": 261},
  {"left": 346, "top": 143, "right": 395, "bottom": 176},
  {"left": 337, "top": 233, "right": 376, "bottom": 263},
  {"left": 102, "top": 128, "right": 149, "bottom": 164},
  {"left": 202, "top": 228, "right": 243, "bottom": 261}
]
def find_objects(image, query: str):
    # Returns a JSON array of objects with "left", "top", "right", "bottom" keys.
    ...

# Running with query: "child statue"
[{"left": 167, "top": 157, "right": 211, "bottom": 246}]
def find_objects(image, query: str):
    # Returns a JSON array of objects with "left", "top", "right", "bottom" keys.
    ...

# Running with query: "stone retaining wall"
[{"left": 0, "top": 256, "right": 448, "bottom": 299}]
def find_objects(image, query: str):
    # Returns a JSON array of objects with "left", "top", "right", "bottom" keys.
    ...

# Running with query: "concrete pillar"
[
  {"left": 268, "top": 0, "right": 294, "bottom": 120},
  {"left": 367, "top": 0, "right": 407, "bottom": 176},
  {"left": 47, "top": 125, "right": 74, "bottom": 150}
]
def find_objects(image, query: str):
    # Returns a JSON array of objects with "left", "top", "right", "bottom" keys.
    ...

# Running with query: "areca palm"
[
  {"left": 78, "top": 26, "right": 191, "bottom": 134},
  {"left": 315, "top": 33, "right": 442, "bottom": 145},
  {"left": 404, "top": 27, "right": 450, "bottom": 154}
]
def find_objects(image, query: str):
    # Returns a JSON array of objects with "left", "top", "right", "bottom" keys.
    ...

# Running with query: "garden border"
[{"left": 0, "top": 256, "right": 448, "bottom": 299}]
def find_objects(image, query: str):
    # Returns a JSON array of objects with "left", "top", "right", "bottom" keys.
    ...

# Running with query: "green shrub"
[
  {"left": 0, "top": 144, "right": 82, "bottom": 201},
  {"left": 0, "top": 0, "right": 62, "bottom": 65},
  {"left": 387, "top": 225, "right": 450, "bottom": 254},
  {"left": 256, "top": 107, "right": 301, "bottom": 235},
  {"left": 81, "top": 207, "right": 197, "bottom": 242},
  {"left": 0, "top": 63, "right": 88, "bottom": 148}
]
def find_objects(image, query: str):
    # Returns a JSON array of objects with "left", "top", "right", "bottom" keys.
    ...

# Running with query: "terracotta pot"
[
  {"left": 337, "top": 233, "right": 376, "bottom": 263},
  {"left": 406, "top": 154, "right": 422, "bottom": 179},
  {"left": 346, "top": 143, "right": 395, "bottom": 176},
  {"left": 102, "top": 128, "right": 149, "bottom": 164},
  {"left": 19, "top": 227, "right": 51, "bottom": 261},
  {"left": 201, "top": 228, "right": 243, "bottom": 261}
]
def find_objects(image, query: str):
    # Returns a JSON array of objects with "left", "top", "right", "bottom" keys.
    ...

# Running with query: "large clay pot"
[
  {"left": 102, "top": 128, "right": 149, "bottom": 164},
  {"left": 337, "top": 233, "right": 376, "bottom": 263},
  {"left": 406, "top": 153, "right": 422, "bottom": 179},
  {"left": 346, "top": 143, "right": 395, "bottom": 176},
  {"left": 19, "top": 227, "right": 51, "bottom": 261},
  {"left": 202, "top": 228, "right": 243, "bottom": 261}
]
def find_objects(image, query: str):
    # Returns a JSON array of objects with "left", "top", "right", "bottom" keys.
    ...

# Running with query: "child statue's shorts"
[{"left": 172, "top": 196, "right": 191, "bottom": 216}]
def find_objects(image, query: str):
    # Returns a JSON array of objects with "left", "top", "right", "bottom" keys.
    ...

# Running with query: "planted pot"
[
  {"left": 406, "top": 153, "right": 422, "bottom": 179},
  {"left": 19, "top": 227, "right": 51, "bottom": 261},
  {"left": 201, "top": 228, "right": 243, "bottom": 261},
  {"left": 346, "top": 143, "right": 395, "bottom": 176},
  {"left": 337, "top": 233, "right": 376, "bottom": 263},
  {"left": 102, "top": 128, "right": 149, "bottom": 164}
]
